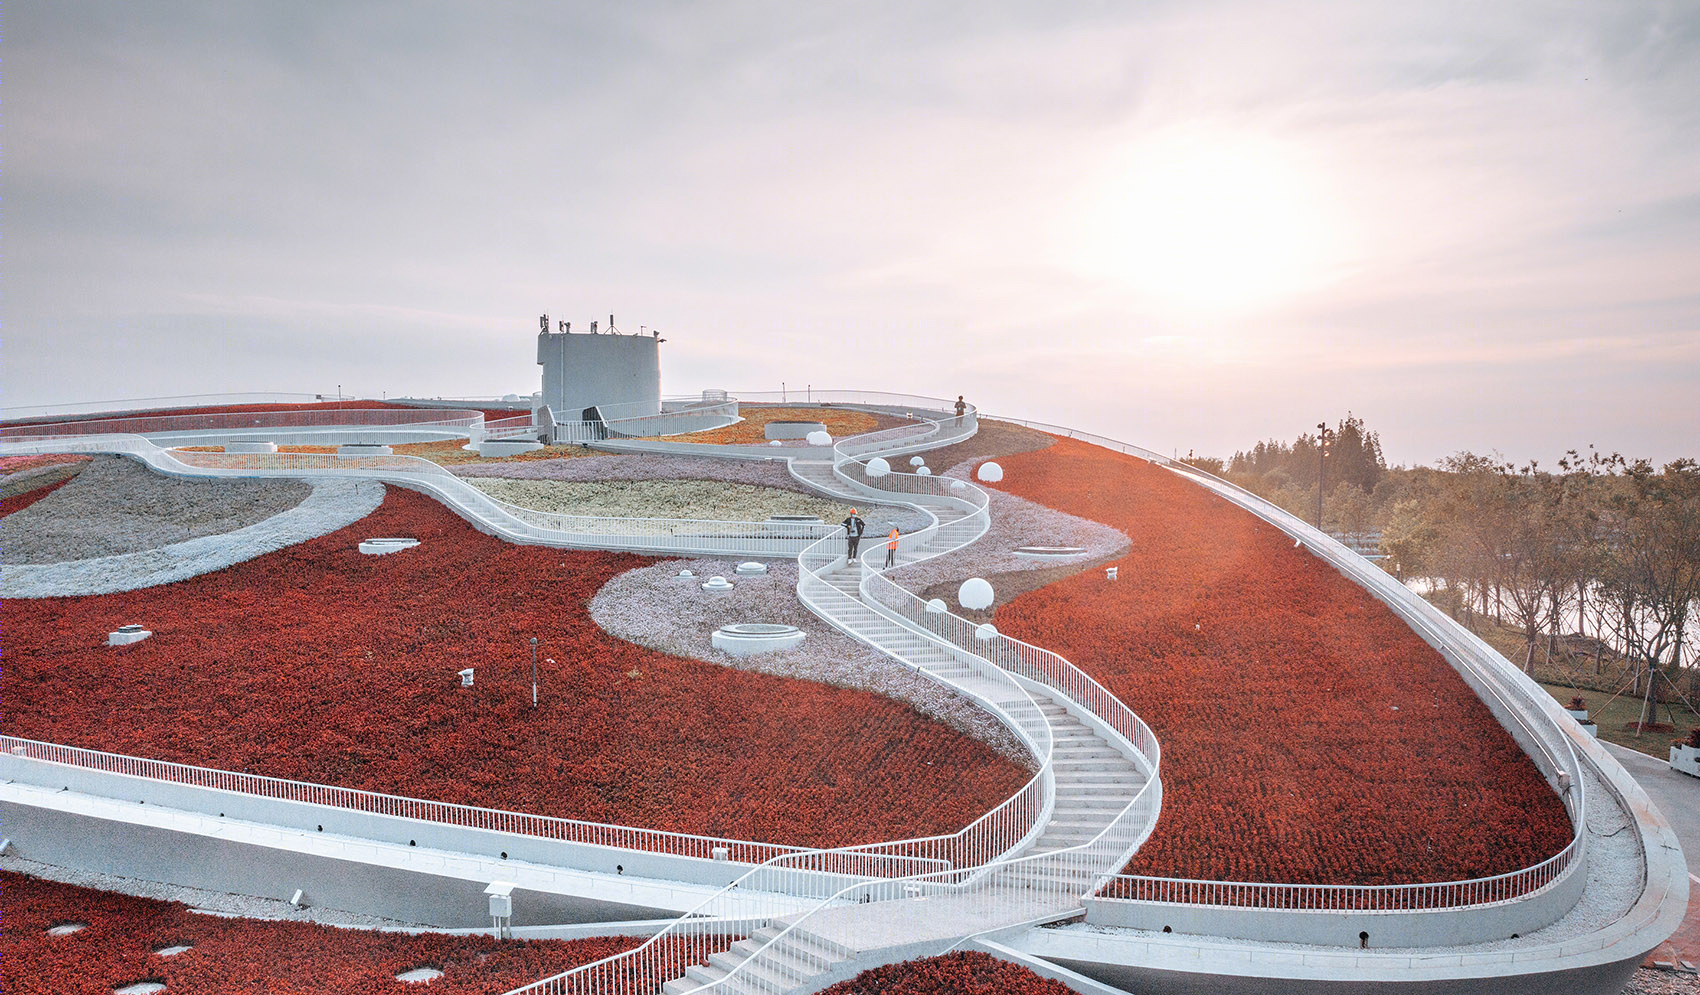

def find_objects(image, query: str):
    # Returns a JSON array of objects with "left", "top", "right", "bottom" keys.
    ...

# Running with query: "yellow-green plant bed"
[{"left": 467, "top": 477, "right": 854, "bottom": 523}]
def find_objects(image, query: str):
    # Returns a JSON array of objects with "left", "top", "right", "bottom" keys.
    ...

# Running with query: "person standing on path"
[
  {"left": 954, "top": 395, "right": 967, "bottom": 424},
  {"left": 885, "top": 526, "right": 900, "bottom": 568},
  {"left": 842, "top": 508, "right": 865, "bottom": 562}
]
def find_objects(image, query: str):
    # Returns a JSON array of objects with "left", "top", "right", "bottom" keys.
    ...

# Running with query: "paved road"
[
  {"left": 1603, "top": 741, "right": 1700, "bottom": 879},
  {"left": 1603, "top": 741, "right": 1700, "bottom": 973}
]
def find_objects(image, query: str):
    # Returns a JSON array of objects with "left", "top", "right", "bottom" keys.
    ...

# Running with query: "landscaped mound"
[
  {"left": 991, "top": 437, "right": 1572, "bottom": 886},
  {"left": 0, "top": 871, "right": 663, "bottom": 995},
  {"left": 1, "top": 399, "right": 522, "bottom": 429},
  {"left": 2, "top": 489, "right": 1028, "bottom": 848},
  {"left": 817, "top": 951, "right": 1074, "bottom": 995},
  {"left": 2, "top": 457, "right": 311, "bottom": 564}
]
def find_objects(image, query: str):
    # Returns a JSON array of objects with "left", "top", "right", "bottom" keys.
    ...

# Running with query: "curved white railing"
[
  {"left": 0, "top": 735, "right": 813, "bottom": 864},
  {"left": 0, "top": 435, "right": 838, "bottom": 558},
  {"left": 507, "top": 403, "right": 1164, "bottom": 995},
  {"left": 0, "top": 406, "right": 487, "bottom": 440},
  {"left": 980, "top": 414, "right": 1589, "bottom": 916}
]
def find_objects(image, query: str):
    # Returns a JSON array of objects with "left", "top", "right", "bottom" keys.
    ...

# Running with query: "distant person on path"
[
  {"left": 843, "top": 508, "right": 865, "bottom": 562},
  {"left": 885, "top": 526, "right": 900, "bottom": 568},
  {"left": 954, "top": 395, "right": 967, "bottom": 424}
]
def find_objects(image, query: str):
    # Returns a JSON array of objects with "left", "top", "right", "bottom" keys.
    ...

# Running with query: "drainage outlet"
[
  {"left": 108, "top": 625, "right": 152, "bottom": 647},
  {"left": 712, "top": 623, "right": 806, "bottom": 656},
  {"left": 359, "top": 537, "right": 420, "bottom": 555}
]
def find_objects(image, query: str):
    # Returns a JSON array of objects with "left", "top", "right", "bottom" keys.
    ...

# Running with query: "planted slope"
[
  {"left": 0, "top": 871, "right": 663, "bottom": 995},
  {"left": 992, "top": 438, "right": 1571, "bottom": 885},
  {"left": 2, "top": 489, "right": 1028, "bottom": 848}
]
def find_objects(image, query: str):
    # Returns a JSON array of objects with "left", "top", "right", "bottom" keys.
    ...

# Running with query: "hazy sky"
[{"left": 7, "top": 1, "right": 1697, "bottom": 465}]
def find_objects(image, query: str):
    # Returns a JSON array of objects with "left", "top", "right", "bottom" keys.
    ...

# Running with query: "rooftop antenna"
[{"left": 608, "top": 313, "right": 618, "bottom": 334}]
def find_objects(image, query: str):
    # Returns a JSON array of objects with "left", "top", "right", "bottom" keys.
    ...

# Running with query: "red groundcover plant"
[
  {"left": 2, "top": 489, "right": 1028, "bottom": 848},
  {"left": 817, "top": 951, "right": 1074, "bottom": 995},
  {"left": 991, "top": 438, "right": 1572, "bottom": 886},
  {"left": 0, "top": 871, "right": 670, "bottom": 995},
  {"left": 1, "top": 475, "right": 78, "bottom": 517}
]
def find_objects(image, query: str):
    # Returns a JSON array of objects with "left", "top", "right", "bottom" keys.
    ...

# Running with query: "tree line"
[{"left": 1199, "top": 420, "right": 1700, "bottom": 727}]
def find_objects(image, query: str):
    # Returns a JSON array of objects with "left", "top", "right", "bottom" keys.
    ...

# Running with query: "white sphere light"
[
  {"left": 950, "top": 479, "right": 968, "bottom": 492},
  {"left": 909, "top": 456, "right": 926, "bottom": 467},
  {"left": 959, "top": 577, "right": 994, "bottom": 611},
  {"left": 925, "top": 598, "right": 948, "bottom": 614},
  {"left": 977, "top": 461, "right": 1004, "bottom": 483},
  {"left": 916, "top": 466, "right": 932, "bottom": 476},
  {"left": 770, "top": 440, "right": 782, "bottom": 446},
  {"left": 865, "top": 457, "right": 891, "bottom": 478},
  {"left": 975, "top": 622, "right": 998, "bottom": 641},
  {"left": 806, "top": 430, "right": 832, "bottom": 447}
]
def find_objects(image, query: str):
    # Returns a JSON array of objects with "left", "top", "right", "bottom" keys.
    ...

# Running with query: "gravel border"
[
  {"left": 589, "top": 557, "right": 1033, "bottom": 766},
  {"left": 1, "top": 477, "right": 385, "bottom": 598}
]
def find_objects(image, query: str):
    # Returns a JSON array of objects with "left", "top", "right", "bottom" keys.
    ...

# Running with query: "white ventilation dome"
[
  {"left": 108, "top": 625, "right": 152, "bottom": 647},
  {"left": 959, "top": 578, "right": 994, "bottom": 610},
  {"left": 806, "top": 430, "right": 832, "bottom": 447},
  {"left": 734, "top": 561, "right": 768, "bottom": 575},
  {"left": 977, "top": 461, "right": 1004, "bottom": 483},
  {"left": 865, "top": 457, "right": 891, "bottom": 477},
  {"left": 702, "top": 576, "right": 735, "bottom": 592}
]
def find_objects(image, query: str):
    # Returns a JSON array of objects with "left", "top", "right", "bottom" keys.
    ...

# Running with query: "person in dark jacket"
[
  {"left": 842, "top": 508, "right": 865, "bottom": 562},
  {"left": 954, "top": 395, "right": 967, "bottom": 424}
]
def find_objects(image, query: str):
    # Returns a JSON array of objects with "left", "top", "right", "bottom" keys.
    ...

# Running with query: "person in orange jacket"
[{"left": 885, "top": 526, "right": 900, "bottom": 568}]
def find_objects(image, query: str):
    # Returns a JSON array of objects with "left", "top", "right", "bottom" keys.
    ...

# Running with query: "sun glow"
[{"left": 1068, "top": 127, "right": 1349, "bottom": 316}]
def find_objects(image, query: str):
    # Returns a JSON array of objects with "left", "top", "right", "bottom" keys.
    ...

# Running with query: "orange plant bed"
[
  {"left": 671, "top": 406, "right": 903, "bottom": 445},
  {"left": 0, "top": 871, "right": 663, "bottom": 995},
  {"left": 991, "top": 438, "right": 1572, "bottom": 886},
  {"left": 2, "top": 489, "right": 1027, "bottom": 848}
]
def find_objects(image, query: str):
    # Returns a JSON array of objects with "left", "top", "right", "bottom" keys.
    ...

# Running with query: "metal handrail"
[{"left": 0, "top": 407, "right": 487, "bottom": 439}]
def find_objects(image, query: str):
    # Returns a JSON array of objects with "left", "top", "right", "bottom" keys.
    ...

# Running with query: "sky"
[{"left": 6, "top": 1, "right": 1698, "bottom": 466}]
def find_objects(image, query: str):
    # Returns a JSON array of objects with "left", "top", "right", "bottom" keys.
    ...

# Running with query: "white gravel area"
[
  {"left": 2, "top": 456, "right": 312, "bottom": 564},
  {"left": 1, "top": 477, "right": 384, "bottom": 598},
  {"left": 886, "top": 460, "right": 1129, "bottom": 591},
  {"left": 1, "top": 854, "right": 430, "bottom": 929},
  {"left": 590, "top": 557, "right": 1033, "bottom": 766}
]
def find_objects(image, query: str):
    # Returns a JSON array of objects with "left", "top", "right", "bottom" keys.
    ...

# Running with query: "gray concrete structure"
[{"left": 536, "top": 322, "right": 661, "bottom": 427}]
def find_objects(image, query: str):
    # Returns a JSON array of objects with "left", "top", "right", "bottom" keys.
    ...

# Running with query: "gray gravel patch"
[
  {"left": 2, "top": 477, "right": 383, "bottom": 598},
  {"left": 886, "top": 460, "right": 1129, "bottom": 591},
  {"left": 2, "top": 456, "right": 311, "bottom": 564},
  {"left": 590, "top": 557, "right": 1033, "bottom": 766},
  {"left": 1, "top": 854, "right": 431, "bottom": 929}
]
